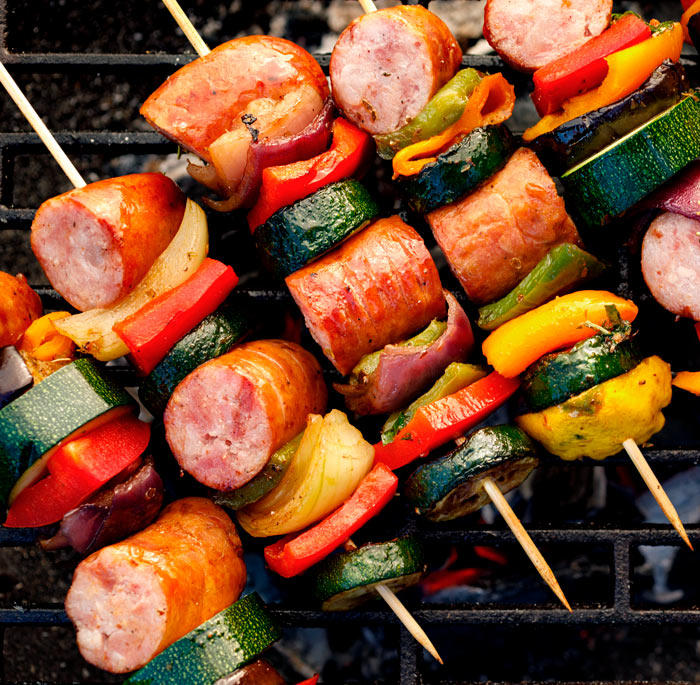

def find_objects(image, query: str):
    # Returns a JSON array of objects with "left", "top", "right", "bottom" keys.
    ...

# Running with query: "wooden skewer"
[
  {"left": 0, "top": 62, "right": 85, "bottom": 189},
  {"left": 482, "top": 477, "right": 572, "bottom": 612},
  {"left": 622, "top": 438, "right": 693, "bottom": 550},
  {"left": 357, "top": 0, "right": 378, "bottom": 12},
  {"left": 162, "top": 0, "right": 211, "bottom": 57},
  {"left": 345, "top": 539, "right": 443, "bottom": 664}
]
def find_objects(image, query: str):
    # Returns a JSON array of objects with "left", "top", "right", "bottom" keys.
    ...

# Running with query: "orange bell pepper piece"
[
  {"left": 392, "top": 73, "right": 515, "bottom": 178},
  {"left": 19, "top": 311, "right": 74, "bottom": 361},
  {"left": 523, "top": 23, "right": 684, "bottom": 142},
  {"left": 672, "top": 371, "right": 700, "bottom": 395},
  {"left": 482, "top": 290, "right": 638, "bottom": 378}
]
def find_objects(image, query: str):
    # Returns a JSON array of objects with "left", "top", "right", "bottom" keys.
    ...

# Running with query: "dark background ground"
[{"left": 2, "top": 1, "right": 700, "bottom": 683}]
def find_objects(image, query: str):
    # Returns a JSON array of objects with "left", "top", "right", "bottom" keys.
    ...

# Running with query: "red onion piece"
[
  {"left": 638, "top": 161, "right": 700, "bottom": 221},
  {"left": 202, "top": 98, "right": 335, "bottom": 212},
  {"left": 42, "top": 457, "right": 164, "bottom": 555},
  {"left": 334, "top": 291, "right": 474, "bottom": 415}
]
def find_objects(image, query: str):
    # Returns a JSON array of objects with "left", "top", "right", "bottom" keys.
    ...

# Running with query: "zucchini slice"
[
  {"left": 401, "top": 125, "right": 513, "bottom": 213},
  {"left": 311, "top": 537, "right": 426, "bottom": 611},
  {"left": 0, "top": 358, "right": 134, "bottom": 511},
  {"left": 561, "top": 92, "right": 700, "bottom": 230},
  {"left": 530, "top": 60, "right": 688, "bottom": 175},
  {"left": 139, "top": 303, "right": 251, "bottom": 416},
  {"left": 518, "top": 314, "right": 642, "bottom": 414},
  {"left": 213, "top": 431, "right": 302, "bottom": 510},
  {"left": 254, "top": 179, "right": 378, "bottom": 279},
  {"left": 404, "top": 426, "right": 538, "bottom": 522},
  {"left": 125, "top": 593, "right": 281, "bottom": 685}
]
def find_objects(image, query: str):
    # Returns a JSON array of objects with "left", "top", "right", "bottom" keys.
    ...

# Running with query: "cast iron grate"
[{"left": 1, "top": 1, "right": 700, "bottom": 683}]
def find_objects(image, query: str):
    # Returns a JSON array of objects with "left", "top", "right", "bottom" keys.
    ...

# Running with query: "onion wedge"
[
  {"left": 55, "top": 199, "right": 208, "bottom": 361},
  {"left": 237, "top": 410, "right": 374, "bottom": 538}
]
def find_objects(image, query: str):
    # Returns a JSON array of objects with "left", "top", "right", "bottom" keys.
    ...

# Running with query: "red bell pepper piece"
[
  {"left": 5, "top": 413, "right": 150, "bottom": 527},
  {"left": 373, "top": 372, "right": 520, "bottom": 471},
  {"left": 113, "top": 258, "right": 238, "bottom": 375},
  {"left": 531, "top": 13, "right": 651, "bottom": 116},
  {"left": 247, "top": 118, "right": 375, "bottom": 232},
  {"left": 295, "top": 677, "right": 319, "bottom": 685},
  {"left": 264, "top": 463, "right": 398, "bottom": 578}
]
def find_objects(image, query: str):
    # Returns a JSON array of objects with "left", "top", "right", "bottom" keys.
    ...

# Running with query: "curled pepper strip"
[{"left": 392, "top": 73, "right": 515, "bottom": 179}]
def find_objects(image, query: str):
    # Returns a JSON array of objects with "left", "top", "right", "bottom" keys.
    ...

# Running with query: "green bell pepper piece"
[
  {"left": 477, "top": 244, "right": 606, "bottom": 331},
  {"left": 374, "top": 69, "right": 483, "bottom": 160}
]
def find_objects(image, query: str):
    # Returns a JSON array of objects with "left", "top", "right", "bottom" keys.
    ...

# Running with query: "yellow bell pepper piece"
[
  {"left": 20, "top": 311, "right": 74, "bottom": 361},
  {"left": 523, "top": 23, "right": 684, "bottom": 142},
  {"left": 516, "top": 356, "right": 672, "bottom": 461},
  {"left": 392, "top": 73, "right": 515, "bottom": 178},
  {"left": 672, "top": 370, "right": 700, "bottom": 395},
  {"left": 482, "top": 290, "right": 638, "bottom": 379}
]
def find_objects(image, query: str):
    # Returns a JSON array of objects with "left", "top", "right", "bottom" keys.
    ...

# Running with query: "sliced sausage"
[
  {"left": 483, "top": 0, "right": 612, "bottom": 72},
  {"left": 642, "top": 212, "right": 700, "bottom": 320},
  {"left": 141, "top": 36, "right": 328, "bottom": 165},
  {"left": 0, "top": 272, "right": 42, "bottom": 347},
  {"left": 286, "top": 216, "right": 446, "bottom": 375},
  {"left": 164, "top": 340, "right": 327, "bottom": 491},
  {"left": 65, "top": 497, "right": 246, "bottom": 674},
  {"left": 30, "top": 174, "right": 185, "bottom": 312},
  {"left": 427, "top": 148, "right": 581, "bottom": 306},
  {"left": 330, "top": 5, "right": 462, "bottom": 135}
]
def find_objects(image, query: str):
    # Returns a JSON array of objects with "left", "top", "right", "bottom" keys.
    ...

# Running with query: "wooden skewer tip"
[
  {"left": 482, "top": 477, "right": 573, "bottom": 612},
  {"left": 357, "top": 0, "right": 378, "bottom": 13},
  {"left": 622, "top": 439, "right": 694, "bottom": 551}
]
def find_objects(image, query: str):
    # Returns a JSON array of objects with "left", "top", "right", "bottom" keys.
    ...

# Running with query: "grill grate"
[{"left": 2, "top": 1, "right": 700, "bottom": 683}]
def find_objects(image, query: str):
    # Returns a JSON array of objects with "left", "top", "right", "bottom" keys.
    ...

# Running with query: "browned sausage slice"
[
  {"left": 0, "top": 272, "right": 42, "bottom": 347},
  {"left": 330, "top": 5, "right": 462, "bottom": 135},
  {"left": 427, "top": 148, "right": 581, "bottom": 305},
  {"left": 30, "top": 174, "right": 185, "bottom": 312},
  {"left": 642, "top": 212, "right": 700, "bottom": 321},
  {"left": 286, "top": 216, "right": 446, "bottom": 375},
  {"left": 483, "top": 0, "right": 612, "bottom": 72},
  {"left": 65, "top": 498, "right": 246, "bottom": 674},
  {"left": 164, "top": 340, "right": 327, "bottom": 491}
]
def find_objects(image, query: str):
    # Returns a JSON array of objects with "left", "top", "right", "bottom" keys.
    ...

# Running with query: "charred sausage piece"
[
  {"left": 141, "top": 36, "right": 329, "bottom": 198},
  {"left": 427, "top": 148, "right": 581, "bottom": 306},
  {"left": 164, "top": 340, "right": 327, "bottom": 491},
  {"left": 330, "top": 5, "right": 462, "bottom": 135},
  {"left": 286, "top": 216, "right": 446, "bottom": 375},
  {"left": 483, "top": 0, "right": 612, "bottom": 72},
  {"left": 30, "top": 174, "right": 185, "bottom": 312},
  {"left": 65, "top": 498, "right": 246, "bottom": 674},
  {"left": 0, "top": 272, "right": 42, "bottom": 347},
  {"left": 642, "top": 212, "right": 700, "bottom": 320}
]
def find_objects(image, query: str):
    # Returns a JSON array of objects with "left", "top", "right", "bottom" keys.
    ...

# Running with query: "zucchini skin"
[
  {"left": 311, "top": 537, "right": 426, "bottom": 611},
  {"left": 404, "top": 426, "right": 538, "bottom": 522},
  {"left": 518, "top": 324, "right": 642, "bottom": 414},
  {"left": 139, "top": 303, "right": 251, "bottom": 416},
  {"left": 562, "top": 93, "right": 700, "bottom": 230},
  {"left": 125, "top": 593, "right": 281, "bottom": 685},
  {"left": 0, "top": 358, "right": 133, "bottom": 511},
  {"left": 401, "top": 125, "right": 514, "bottom": 213},
  {"left": 531, "top": 61, "right": 688, "bottom": 175},
  {"left": 254, "top": 179, "right": 378, "bottom": 279}
]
